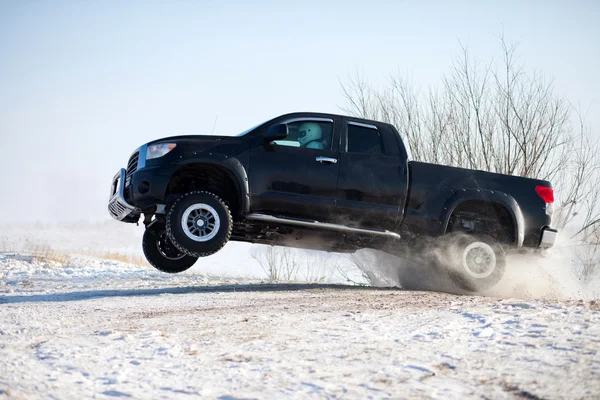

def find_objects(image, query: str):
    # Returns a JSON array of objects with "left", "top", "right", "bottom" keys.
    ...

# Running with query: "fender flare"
[
  {"left": 441, "top": 188, "right": 524, "bottom": 247},
  {"left": 167, "top": 156, "right": 250, "bottom": 213}
]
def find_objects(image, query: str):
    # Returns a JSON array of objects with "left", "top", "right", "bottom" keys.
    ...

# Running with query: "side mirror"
[{"left": 263, "top": 124, "right": 288, "bottom": 142}]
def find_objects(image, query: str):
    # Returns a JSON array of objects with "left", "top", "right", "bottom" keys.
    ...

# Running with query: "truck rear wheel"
[
  {"left": 166, "top": 191, "right": 233, "bottom": 257},
  {"left": 142, "top": 228, "right": 198, "bottom": 273},
  {"left": 444, "top": 234, "right": 506, "bottom": 292}
]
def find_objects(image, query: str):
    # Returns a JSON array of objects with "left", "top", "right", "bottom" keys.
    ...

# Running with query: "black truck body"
[{"left": 109, "top": 112, "right": 557, "bottom": 291}]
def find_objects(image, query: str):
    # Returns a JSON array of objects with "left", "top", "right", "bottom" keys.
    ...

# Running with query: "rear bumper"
[{"left": 539, "top": 227, "right": 558, "bottom": 248}]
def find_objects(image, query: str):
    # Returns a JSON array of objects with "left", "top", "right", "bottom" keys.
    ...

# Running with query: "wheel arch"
[
  {"left": 441, "top": 189, "right": 524, "bottom": 247},
  {"left": 164, "top": 159, "right": 249, "bottom": 220}
]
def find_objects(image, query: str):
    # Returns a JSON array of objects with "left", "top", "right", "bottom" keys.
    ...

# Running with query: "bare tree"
[
  {"left": 553, "top": 108, "right": 600, "bottom": 242},
  {"left": 340, "top": 38, "right": 574, "bottom": 178}
]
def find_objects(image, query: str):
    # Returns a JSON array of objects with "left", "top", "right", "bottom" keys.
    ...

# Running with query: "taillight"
[
  {"left": 536, "top": 185, "right": 554, "bottom": 216},
  {"left": 535, "top": 185, "right": 554, "bottom": 204}
]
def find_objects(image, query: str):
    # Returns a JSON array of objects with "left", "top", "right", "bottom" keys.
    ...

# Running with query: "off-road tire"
[
  {"left": 142, "top": 228, "right": 198, "bottom": 273},
  {"left": 443, "top": 233, "right": 506, "bottom": 292},
  {"left": 166, "top": 191, "right": 233, "bottom": 257}
]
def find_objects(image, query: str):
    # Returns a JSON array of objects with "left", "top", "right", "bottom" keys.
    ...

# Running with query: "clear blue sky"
[{"left": 1, "top": 0, "right": 599, "bottom": 223}]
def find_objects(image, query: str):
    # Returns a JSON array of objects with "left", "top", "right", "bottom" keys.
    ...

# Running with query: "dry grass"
[
  {"left": 77, "top": 250, "right": 147, "bottom": 266},
  {"left": 0, "top": 237, "right": 71, "bottom": 264},
  {"left": 0, "top": 237, "right": 147, "bottom": 267}
]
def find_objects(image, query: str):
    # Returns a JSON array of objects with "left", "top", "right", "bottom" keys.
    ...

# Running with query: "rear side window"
[{"left": 347, "top": 123, "right": 383, "bottom": 154}]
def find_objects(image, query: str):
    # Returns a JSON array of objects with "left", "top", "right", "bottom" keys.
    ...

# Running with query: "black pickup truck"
[{"left": 108, "top": 112, "right": 558, "bottom": 291}]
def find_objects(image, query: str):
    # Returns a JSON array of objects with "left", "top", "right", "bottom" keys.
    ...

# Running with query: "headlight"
[{"left": 146, "top": 143, "right": 176, "bottom": 160}]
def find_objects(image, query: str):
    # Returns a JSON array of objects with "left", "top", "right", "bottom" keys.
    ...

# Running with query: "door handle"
[{"left": 316, "top": 156, "right": 338, "bottom": 164}]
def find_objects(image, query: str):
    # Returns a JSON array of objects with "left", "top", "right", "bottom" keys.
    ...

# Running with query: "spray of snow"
[
  {"left": 485, "top": 236, "right": 598, "bottom": 300},
  {"left": 351, "top": 234, "right": 598, "bottom": 300}
]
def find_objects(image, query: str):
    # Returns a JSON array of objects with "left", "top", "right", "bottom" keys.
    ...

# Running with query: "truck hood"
[{"left": 147, "top": 134, "right": 243, "bottom": 145}]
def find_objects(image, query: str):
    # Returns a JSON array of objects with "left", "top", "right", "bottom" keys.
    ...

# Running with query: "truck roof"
[{"left": 275, "top": 111, "right": 397, "bottom": 130}]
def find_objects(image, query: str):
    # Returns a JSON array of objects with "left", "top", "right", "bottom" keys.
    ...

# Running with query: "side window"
[
  {"left": 274, "top": 120, "right": 333, "bottom": 150},
  {"left": 347, "top": 123, "right": 383, "bottom": 154}
]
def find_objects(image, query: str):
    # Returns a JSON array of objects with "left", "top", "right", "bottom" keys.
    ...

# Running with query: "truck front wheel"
[
  {"left": 142, "top": 228, "right": 198, "bottom": 273},
  {"left": 166, "top": 191, "right": 233, "bottom": 257},
  {"left": 444, "top": 234, "right": 506, "bottom": 292}
]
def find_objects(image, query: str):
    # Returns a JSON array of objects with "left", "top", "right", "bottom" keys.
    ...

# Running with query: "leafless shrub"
[
  {"left": 337, "top": 250, "right": 399, "bottom": 287},
  {"left": 571, "top": 236, "right": 600, "bottom": 283},
  {"left": 252, "top": 246, "right": 297, "bottom": 281},
  {"left": 250, "top": 245, "right": 335, "bottom": 283}
]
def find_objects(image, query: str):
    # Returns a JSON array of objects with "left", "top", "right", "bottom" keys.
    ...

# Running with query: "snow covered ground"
[{"left": 1, "top": 252, "right": 599, "bottom": 399}]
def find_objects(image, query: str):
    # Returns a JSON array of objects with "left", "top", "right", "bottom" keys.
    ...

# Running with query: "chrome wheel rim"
[
  {"left": 461, "top": 242, "right": 496, "bottom": 279},
  {"left": 181, "top": 203, "right": 220, "bottom": 242}
]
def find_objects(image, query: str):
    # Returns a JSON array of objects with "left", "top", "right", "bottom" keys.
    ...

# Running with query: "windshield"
[{"left": 233, "top": 120, "right": 268, "bottom": 137}]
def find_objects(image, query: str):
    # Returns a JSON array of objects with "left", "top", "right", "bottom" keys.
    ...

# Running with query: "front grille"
[
  {"left": 108, "top": 168, "right": 138, "bottom": 222},
  {"left": 126, "top": 151, "right": 139, "bottom": 182},
  {"left": 109, "top": 199, "right": 129, "bottom": 218}
]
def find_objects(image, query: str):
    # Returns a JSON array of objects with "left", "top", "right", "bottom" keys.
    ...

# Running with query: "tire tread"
[
  {"left": 142, "top": 229, "right": 197, "bottom": 273},
  {"left": 165, "top": 191, "right": 233, "bottom": 257}
]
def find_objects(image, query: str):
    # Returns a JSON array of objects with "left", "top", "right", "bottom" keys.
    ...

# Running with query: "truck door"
[
  {"left": 248, "top": 116, "right": 341, "bottom": 222},
  {"left": 334, "top": 119, "right": 409, "bottom": 232}
]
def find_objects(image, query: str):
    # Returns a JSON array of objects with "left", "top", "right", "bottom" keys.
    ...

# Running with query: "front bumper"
[
  {"left": 108, "top": 168, "right": 139, "bottom": 221},
  {"left": 539, "top": 227, "right": 558, "bottom": 248}
]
